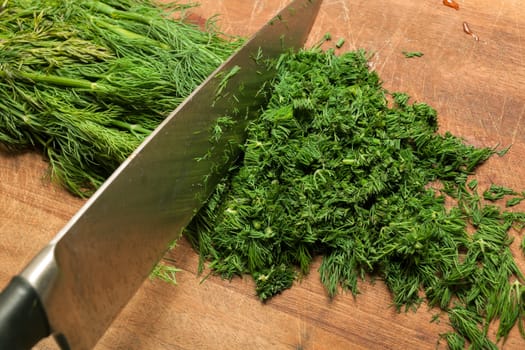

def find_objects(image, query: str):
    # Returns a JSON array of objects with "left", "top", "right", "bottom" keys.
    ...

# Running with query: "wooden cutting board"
[{"left": 1, "top": 0, "right": 524, "bottom": 349}]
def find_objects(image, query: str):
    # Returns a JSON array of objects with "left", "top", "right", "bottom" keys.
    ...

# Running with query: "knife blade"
[{"left": 0, "top": 0, "right": 322, "bottom": 349}]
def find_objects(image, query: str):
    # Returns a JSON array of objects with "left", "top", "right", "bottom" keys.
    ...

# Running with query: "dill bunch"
[
  {"left": 185, "top": 48, "right": 525, "bottom": 347},
  {"left": 0, "top": 0, "right": 242, "bottom": 196}
]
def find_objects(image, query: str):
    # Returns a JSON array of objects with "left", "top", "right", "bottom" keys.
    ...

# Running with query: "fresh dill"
[{"left": 0, "top": 0, "right": 242, "bottom": 196}]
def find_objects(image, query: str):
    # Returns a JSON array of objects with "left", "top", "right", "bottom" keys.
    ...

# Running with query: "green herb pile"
[
  {"left": 0, "top": 0, "right": 241, "bottom": 196},
  {"left": 185, "top": 49, "right": 525, "bottom": 347}
]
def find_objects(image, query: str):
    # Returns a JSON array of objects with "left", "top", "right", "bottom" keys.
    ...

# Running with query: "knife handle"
[{"left": 0, "top": 276, "right": 50, "bottom": 349}]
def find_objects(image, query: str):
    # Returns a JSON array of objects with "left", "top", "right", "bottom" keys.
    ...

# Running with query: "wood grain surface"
[{"left": 1, "top": 0, "right": 525, "bottom": 349}]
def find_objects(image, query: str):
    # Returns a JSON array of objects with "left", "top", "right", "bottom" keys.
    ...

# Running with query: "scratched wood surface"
[{"left": 1, "top": 0, "right": 525, "bottom": 349}]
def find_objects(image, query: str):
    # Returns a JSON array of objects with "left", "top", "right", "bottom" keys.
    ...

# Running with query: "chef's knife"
[{"left": 0, "top": 0, "right": 322, "bottom": 349}]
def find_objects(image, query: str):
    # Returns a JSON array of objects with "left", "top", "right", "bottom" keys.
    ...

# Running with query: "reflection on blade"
[{"left": 20, "top": 0, "right": 322, "bottom": 348}]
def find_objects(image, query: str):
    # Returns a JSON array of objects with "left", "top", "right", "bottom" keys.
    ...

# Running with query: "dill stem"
[
  {"left": 0, "top": 70, "right": 109, "bottom": 91},
  {"left": 110, "top": 120, "right": 150, "bottom": 135},
  {"left": 91, "top": 17, "right": 170, "bottom": 50},
  {"left": 83, "top": 0, "right": 155, "bottom": 25}
]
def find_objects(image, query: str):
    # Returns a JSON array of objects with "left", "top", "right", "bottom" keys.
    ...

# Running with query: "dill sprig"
[
  {"left": 185, "top": 48, "right": 525, "bottom": 347},
  {"left": 0, "top": 0, "right": 242, "bottom": 196}
]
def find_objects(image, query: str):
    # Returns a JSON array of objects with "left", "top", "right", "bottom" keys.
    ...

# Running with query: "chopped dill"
[
  {"left": 483, "top": 184, "right": 517, "bottom": 201},
  {"left": 150, "top": 261, "right": 181, "bottom": 285},
  {"left": 215, "top": 65, "right": 242, "bottom": 100},
  {"left": 402, "top": 51, "right": 424, "bottom": 58},
  {"left": 185, "top": 48, "right": 525, "bottom": 347}
]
